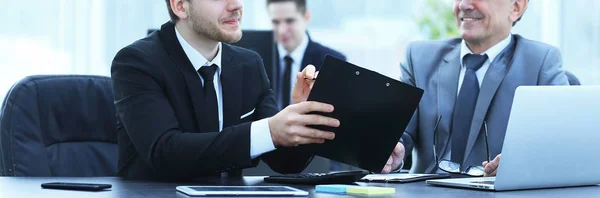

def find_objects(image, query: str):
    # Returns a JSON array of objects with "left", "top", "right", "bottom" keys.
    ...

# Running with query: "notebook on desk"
[{"left": 300, "top": 55, "right": 423, "bottom": 173}]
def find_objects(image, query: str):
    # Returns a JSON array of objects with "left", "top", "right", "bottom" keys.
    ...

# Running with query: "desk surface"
[{"left": 0, "top": 176, "right": 598, "bottom": 197}]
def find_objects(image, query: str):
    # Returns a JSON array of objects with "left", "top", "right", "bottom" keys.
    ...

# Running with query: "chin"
[
  {"left": 222, "top": 32, "right": 242, "bottom": 43},
  {"left": 460, "top": 30, "right": 477, "bottom": 40},
  {"left": 283, "top": 43, "right": 295, "bottom": 49}
]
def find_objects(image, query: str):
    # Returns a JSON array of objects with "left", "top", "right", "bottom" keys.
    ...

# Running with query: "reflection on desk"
[{"left": 0, "top": 176, "right": 599, "bottom": 197}]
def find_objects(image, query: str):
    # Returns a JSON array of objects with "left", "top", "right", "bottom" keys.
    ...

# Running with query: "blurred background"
[{"left": 1, "top": 0, "right": 599, "bottom": 101}]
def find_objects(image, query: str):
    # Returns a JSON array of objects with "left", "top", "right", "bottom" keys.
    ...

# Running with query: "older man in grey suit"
[{"left": 380, "top": 0, "right": 569, "bottom": 176}]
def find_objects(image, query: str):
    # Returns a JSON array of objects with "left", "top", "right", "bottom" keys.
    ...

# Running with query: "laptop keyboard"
[{"left": 471, "top": 181, "right": 495, "bottom": 185}]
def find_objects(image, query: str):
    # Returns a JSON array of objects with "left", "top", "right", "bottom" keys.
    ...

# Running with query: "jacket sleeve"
[
  {"left": 537, "top": 47, "right": 569, "bottom": 86},
  {"left": 399, "top": 42, "right": 419, "bottom": 160}
]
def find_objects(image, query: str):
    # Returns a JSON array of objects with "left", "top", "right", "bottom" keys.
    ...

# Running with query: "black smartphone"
[{"left": 41, "top": 182, "right": 112, "bottom": 191}]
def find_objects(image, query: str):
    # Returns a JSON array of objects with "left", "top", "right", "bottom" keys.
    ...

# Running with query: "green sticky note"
[{"left": 346, "top": 186, "right": 395, "bottom": 195}]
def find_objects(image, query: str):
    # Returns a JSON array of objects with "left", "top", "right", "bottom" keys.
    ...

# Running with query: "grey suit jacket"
[{"left": 400, "top": 34, "right": 568, "bottom": 173}]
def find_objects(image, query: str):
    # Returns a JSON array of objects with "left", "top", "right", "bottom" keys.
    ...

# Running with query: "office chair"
[
  {"left": 565, "top": 71, "right": 581, "bottom": 85},
  {"left": 0, "top": 75, "right": 117, "bottom": 176}
]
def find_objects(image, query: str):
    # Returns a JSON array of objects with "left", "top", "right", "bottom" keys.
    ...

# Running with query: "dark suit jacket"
[
  {"left": 268, "top": 35, "right": 346, "bottom": 96},
  {"left": 111, "top": 22, "right": 313, "bottom": 180}
]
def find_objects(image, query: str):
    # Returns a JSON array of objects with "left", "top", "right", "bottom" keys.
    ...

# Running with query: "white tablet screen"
[
  {"left": 188, "top": 186, "right": 295, "bottom": 192},
  {"left": 176, "top": 186, "right": 308, "bottom": 196}
]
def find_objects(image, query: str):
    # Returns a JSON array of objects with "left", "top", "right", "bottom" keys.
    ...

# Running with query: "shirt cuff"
[{"left": 250, "top": 118, "right": 277, "bottom": 159}]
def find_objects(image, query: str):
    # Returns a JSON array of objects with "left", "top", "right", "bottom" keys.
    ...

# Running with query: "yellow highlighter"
[{"left": 346, "top": 186, "right": 395, "bottom": 196}]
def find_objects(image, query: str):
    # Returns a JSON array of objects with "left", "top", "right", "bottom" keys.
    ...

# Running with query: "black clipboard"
[{"left": 302, "top": 55, "right": 423, "bottom": 173}]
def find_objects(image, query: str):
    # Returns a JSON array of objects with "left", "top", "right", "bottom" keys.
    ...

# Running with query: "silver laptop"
[{"left": 426, "top": 86, "right": 600, "bottom": 191}]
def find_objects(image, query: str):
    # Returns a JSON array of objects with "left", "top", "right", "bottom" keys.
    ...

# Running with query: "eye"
[{"left": 285, "top": 18, "right": 296, "bottom": 24}]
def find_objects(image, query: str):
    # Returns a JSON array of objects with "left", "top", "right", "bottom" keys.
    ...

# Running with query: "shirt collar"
[
  {"left": 277, "top": 32, "right": 310, "bottom": 64},
  {"left": 175, "top": 26, "right": 222, "bottom": 72},
  {"left": 460, "top": 34, "right": 512, "bottom": 66}
]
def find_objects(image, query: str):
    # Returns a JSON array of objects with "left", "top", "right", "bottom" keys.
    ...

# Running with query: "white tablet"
[{"left": 176, "top": 186, "right": 309, "bottom": 196}]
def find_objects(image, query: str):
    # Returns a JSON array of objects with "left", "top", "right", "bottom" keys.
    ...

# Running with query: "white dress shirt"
[
  {"left": 277, "top": 32, "right": 310, "bottom": 107},
  {"left": 175, "top": 27, "right": 275, "bottom": 160},
  {"left": 435, "top": 34, "right": 513, "bottom": 173},
  {"left": 457, "top": 34, "right": 513, "bottom": 93}
]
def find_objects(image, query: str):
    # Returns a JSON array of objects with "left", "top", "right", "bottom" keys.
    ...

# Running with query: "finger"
[
  {"left": 391, "top": 155, "right": 402, "bottom": 168},
  {"left": 393, "top": 143, "right": 405, "bottom": 156},
  {"left": 296, "top": 114, "right": 340, "bottom": 127},
  {"left": 493, "top": 154, "right": 501, "bottom": 162},
  {"left": 484, "top": 160, "right": 498, "bottom": 174},
  {"left": 482, "top": 161, "right": 488, "bottom": 167},
  {"left": 293, "top": 126, "right": 336, "bottom": 140},
  {"left": 302, "top": 65, "right": 316, "bottom": 79},
  {"left": 485, "top": 155, "right": 502, "bottom": 175},
  {"left": 387, "top": 156, "right": 393, "bottom": 165},
  {"left": 490, "top": 168, "right": 498, "bottom": 176},
  {"left": 391, "top": 153, "right": 402, "bottom": 163},
  {"left": 381, "top": 165, "right": 391, "bottom": 174},
  {"left": 302, "top": 71, "right": 319, "bottom": 82},
  {"left": 392, "top": 150, "right": 403, "bottom": 159},
  {"left": 294, "top": 101, "right": 334, "bottom": 114},
  {"left": 394, "top": 144, "right": 402, "bottom": 153},
  {"left": 484, "top": 162, "right": 496, "bottom": 173}
]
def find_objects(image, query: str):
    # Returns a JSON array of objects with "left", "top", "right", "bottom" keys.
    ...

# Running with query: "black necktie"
[
  {"left": 451, "top": 54, "right": 489, "bottom": 164},
  {"left": 282, "top": 55, "right": 294, "bottom": 108},
  {"left": 198, "top": 64, "right": 219, "bottom": 132}
]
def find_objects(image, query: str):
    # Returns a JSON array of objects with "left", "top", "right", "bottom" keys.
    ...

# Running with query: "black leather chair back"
[{"left": 0, "top": 75, "right": 117, "bottom": 176}]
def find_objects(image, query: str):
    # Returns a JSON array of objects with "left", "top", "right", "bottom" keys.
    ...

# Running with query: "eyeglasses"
[{"left": 432, "top": 116, "right": 491, "bottom": 177}]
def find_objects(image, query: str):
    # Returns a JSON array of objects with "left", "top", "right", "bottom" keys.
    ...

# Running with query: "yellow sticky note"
[{"left": 346, "top": 186, "right": 395, "bottom": 195}]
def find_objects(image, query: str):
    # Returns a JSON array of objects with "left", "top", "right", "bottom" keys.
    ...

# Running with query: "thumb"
[{"left": 302, "top": 65, "right": 316, "bottom": 80}]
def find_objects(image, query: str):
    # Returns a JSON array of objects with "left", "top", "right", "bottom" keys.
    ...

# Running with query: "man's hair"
[
  {"left": 165, "top": 0, "right": 190, "bottom": 22},
  {"left": 266, "top": 0, "right": 307, "bottom": 14}
]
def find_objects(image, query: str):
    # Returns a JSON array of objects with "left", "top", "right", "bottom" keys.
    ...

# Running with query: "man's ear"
[
  {"left": 303, "top": 9, "right": 312, "bottom": 23},
  {"left": 509, "top": 0, "right": 527, "bottom": 23},
  {"left": 171, "top": 0, "right": 190, "bottom": 20}
]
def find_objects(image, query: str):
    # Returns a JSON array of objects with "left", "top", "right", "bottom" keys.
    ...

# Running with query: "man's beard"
[{"left": 189, "top": 9, "right": 242, "bottom": 43}]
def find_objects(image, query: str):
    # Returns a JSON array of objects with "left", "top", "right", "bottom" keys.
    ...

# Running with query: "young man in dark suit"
[
  {"left": 266, "top": 0, "right": 347, "bottom": 110},
  {"left": 111, "top": 0, "right": 341, "bottom": 180}
]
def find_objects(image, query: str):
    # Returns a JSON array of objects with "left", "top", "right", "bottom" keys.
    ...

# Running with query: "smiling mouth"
[
  {"left": 461, "top": 17, "right": 482, "bottom": 21},
  {"left": 224, "top": 19, "right": 239, "bottom": 24}
]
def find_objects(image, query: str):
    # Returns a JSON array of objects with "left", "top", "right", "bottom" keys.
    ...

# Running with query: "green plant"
[{"left": 415, "top": 0, "right": 459, "bottom": 40}]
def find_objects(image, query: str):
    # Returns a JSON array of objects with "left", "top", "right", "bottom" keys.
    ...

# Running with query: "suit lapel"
[
  {"left": 426, "top": 43, "right": 462, "bottom": 173},
  {"left": 462, "top": 37, "right": 518, "bottom": 164},
  {"left": 272, "top": 43, "right": 280, "bottom": 90},
  {"left": 436, "top": 44, "right": 461, "bottom": 158},
  {"left": 300, "top": 40, "right": 315, "bottom": 71},
  {"left": 158, "top": 22, "right": 207, "bottom": 131},
  {"left": 221, "top": 44, "right": 243, "bottom": 128}
]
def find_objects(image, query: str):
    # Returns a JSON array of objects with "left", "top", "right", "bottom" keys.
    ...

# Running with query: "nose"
[
  {"left": 227, "top": 0, "right": 242, "bottom": 12},
  {"left": 276, "top": 23, "right": 288, "bottom": 36},
  {"left": 458, "top": 0, "right": 475, "bottom": 11}
]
